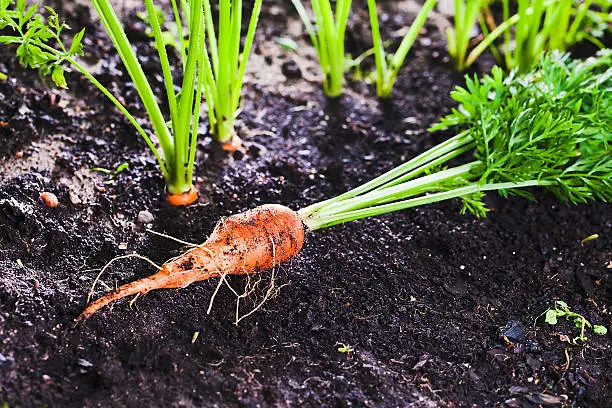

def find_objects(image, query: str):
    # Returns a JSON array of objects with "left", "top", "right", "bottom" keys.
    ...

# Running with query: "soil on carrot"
[{"left": 1, "top": 1, "right": 610, "bottom": 407}]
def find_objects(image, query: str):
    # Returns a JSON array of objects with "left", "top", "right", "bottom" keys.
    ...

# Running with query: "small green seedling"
[
  {"left": 367, "top": 0, "right": 438, "bottom": 97},
  {"left": 291, "top": 0, "right": 351, "bottom": 97},
  {"left": 337, "top": 343, "right": 354, "bottom": 353},
  {"left": 580, "top": 233, "right": 599, "bottom": 246},
  {"left": 544, "top": 300, "right": 608, "bottom": 343},
  {"left": 91, "top": 163, "right": 129, "bottom": 184},
  {"left": 91, "top": 162, "right": 129, "bottom": 176}
]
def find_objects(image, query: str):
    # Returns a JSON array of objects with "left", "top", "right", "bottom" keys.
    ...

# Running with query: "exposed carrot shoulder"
[
  {"left": 167, "top": 185, "right": 199, "bottom": 206},
  {"left": 221, "top": 134, "right": 242, "bottom": 153},
  {"left": 79, "top": 204, "right": 305, "bottom": 320}
]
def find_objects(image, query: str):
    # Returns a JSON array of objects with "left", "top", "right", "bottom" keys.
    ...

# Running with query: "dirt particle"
[
  {"left": 137, "top": 210, "right": 154, "bottom": 224},
  {"left": 281, "top": 60, "right": 302, "bottom": 80}
]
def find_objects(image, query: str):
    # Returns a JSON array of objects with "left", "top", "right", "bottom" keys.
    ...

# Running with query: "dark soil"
[{"left": 1, "top": 1, "right": 610, "bottom": 407}]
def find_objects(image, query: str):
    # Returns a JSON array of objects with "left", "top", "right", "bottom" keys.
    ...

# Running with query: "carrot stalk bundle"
[{"left": 80, "top": 52, "right": 611, "bottom": 320}]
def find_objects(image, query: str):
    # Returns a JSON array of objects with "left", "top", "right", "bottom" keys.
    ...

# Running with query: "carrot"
[
  {"left": 78, "top": 204, "right": 305, "bottom": 320},
  {"left": 221, "top": 134, "right": 242, "bottom": 153},
  {"left": 166, "top": 185, "right": 199, "bottom": 206}
]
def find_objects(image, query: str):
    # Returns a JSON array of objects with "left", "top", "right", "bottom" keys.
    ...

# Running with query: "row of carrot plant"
[
  {"left": 293, "top": 0, "right": 609, "bottom": 96},
  {"left": 1, "top": 0, "right": 609, "bottom": 202}
]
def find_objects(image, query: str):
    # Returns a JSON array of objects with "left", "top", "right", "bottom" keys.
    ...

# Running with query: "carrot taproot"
[{"left": 78, "top": 204, "right": 305, "bottom": 320}]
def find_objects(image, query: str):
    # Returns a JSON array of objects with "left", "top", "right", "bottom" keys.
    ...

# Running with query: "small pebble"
[
  {"left": 39, "top": 192, "right": 59, "bottom": 208},
  {"left": 77, "top": 358, "right": 93, "bottom": 368},
  {"left": 137, "top": 210, "right": 154, "bottom": 224},
  {"left": 69, "top": 191, "right": 82, "bottom": 205}
]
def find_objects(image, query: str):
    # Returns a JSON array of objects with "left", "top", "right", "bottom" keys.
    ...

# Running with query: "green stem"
[
  {"left": 367, "top": 0, "right": 386, "bottom": 96},
  {"left": 187, "top": 16, "right": 206, "bottom": 185},
  {"left": 302, "top": 179, "right": 551, "bottom": 230},
  {"left": 67, "top": 57, "right": 169, "bottom": 180},
  {"left": 380, "top": 0, "right": 438, "bottom": 97},
  {"left": 299, "top": 131, "right": 474, "bottom": 215},
  {"left": 465, "top": 12, "right": 519, "bottom": 69},
  {"left": 478, "top": 12, "right": 503, "bottom": 66},
  {"left": 90, "top": 0, "right": 174, "bottom": 165},
  {"left": 313, "top": 161, "right": 480, "bottom": 217},
  {"left": 213, "top": 0, "right": 233, "bottom": 142},
  {"left": 203, "top": 0, "right": 219, "bottom": 78},
  {"left": 144, "top": 0, "right": 179, "bottom": 135},
  {"left": 232, "top": 0, "right": 263, "bottom": 112},
  {"left": 567, "top": 0, "right": 593, "bottom": 44},
  {"left": 169, "top": 0, "right": 187, "bottom": 67},
  {"left": 171, "top": 0, "right": 204, "bottom": 193}
]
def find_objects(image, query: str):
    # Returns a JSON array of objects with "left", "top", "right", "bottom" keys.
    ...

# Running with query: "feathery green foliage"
[
  {"left": 0, "top": 0, "right": 85, "bottom": 88},
  {"left": 300, "top": 51, "right": 612, "bottom": 229}
]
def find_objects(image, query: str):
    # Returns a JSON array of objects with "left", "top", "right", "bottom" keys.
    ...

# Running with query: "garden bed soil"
[{"left": 0, "top": 1, "right": 610, "bottom": 406}]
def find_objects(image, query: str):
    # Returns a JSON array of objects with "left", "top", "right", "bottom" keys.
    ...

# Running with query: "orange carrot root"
[
  {"left": 78, "top": 204, "right": 305, "bottom": 320},
  {"left": 221, "top": 134, "right": 242, "bottom": 152},
  {"left": 167, "top": 185, "right": 199, "bottom": 206}
]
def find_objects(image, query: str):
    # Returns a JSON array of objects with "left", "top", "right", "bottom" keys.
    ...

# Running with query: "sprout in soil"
[
  {"left": 290, "top": 0, "right": 351, "bottom": 97},
  {"left": 80, "top": 50, "right": 612, "bottom": 319},
  {"left": 457, "top": 0, "right": 610, "bottom": 73},
  {"left": 367, "top": 0, "right": 438, "bottom": 97},
  {"left": 542, "top": 300, "right": 608, "bottom": 343},
  {"left": 446, "top": 0, "right": 486, "bottom": 72},
  {"left": 0, "top": 0, "right": 263, "bottom": 205}
]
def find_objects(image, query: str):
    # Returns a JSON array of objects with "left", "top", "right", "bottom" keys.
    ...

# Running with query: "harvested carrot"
[
  {"left": 79, "top": 204, "right": 304, "bottom": 320},
  {"left": 167, "top": 185, "right": 199, "bottom": 206}
]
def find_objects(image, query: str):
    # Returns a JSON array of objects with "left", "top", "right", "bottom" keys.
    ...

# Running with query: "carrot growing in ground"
[
  {"left": 80, "top": 51, "right": 612, "bottom": 320},
  {"left": 0, "top": 0, "right": 263, "bottom": 205}
]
